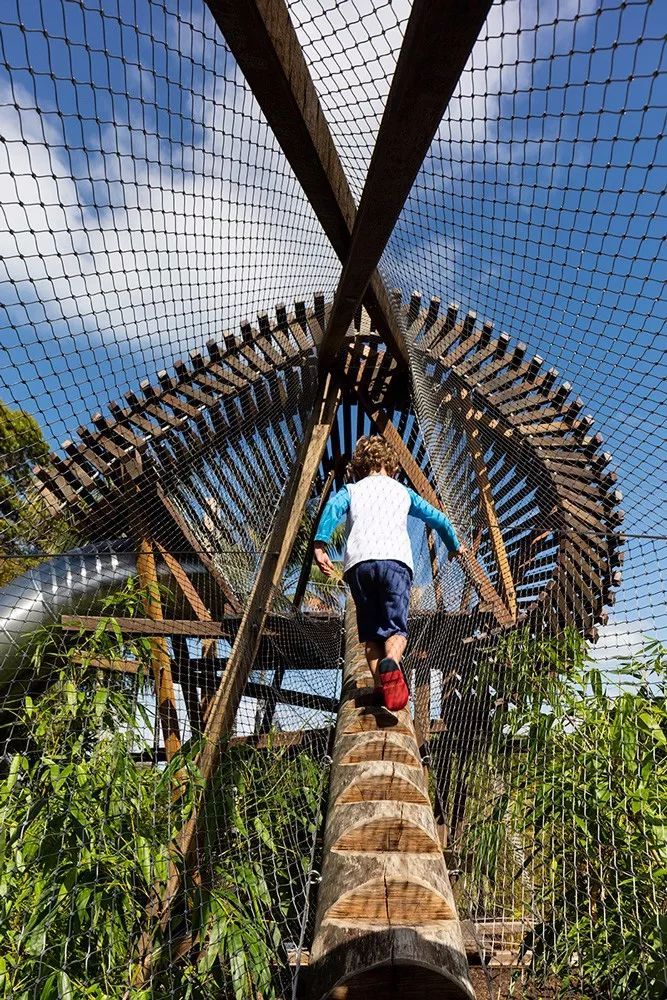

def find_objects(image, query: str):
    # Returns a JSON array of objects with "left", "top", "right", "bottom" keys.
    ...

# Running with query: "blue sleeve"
[
  {"left": 407, "top": 488, "right": 460, "bottom": 553},
  {"left": 314, "top": 487, "right": 351, "bottom": 544}
]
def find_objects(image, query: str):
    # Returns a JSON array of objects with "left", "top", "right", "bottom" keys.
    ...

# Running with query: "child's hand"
[
  {"left": 448, "top": 547, "right": 462, "bottom": 563},
  {"left": 314, "top": 542, "right": 335, "bottom": 577}
]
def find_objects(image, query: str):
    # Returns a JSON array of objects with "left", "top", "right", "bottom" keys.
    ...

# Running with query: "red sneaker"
[{"left": 379, "top": 658, "right": 409, "bottom": 712}]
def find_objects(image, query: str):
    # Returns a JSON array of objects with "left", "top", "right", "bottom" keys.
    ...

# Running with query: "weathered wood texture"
[
  {"left": 135, "top": 537, "right": 182, "bottom": 760},
  {"left": 61, "top": 615, "right": 234, "bottom": 638},
  {"left": 184, "top": 374, "right": 339, "bottom": 800},
  {"left": 450, "top": 400, "right": 518, "bottom": 622},
  {"left": 320, "top": 0, "right": 493, "bottom": 368},
  {"left": 133, "top": 376, "right": 342, "bottom": 987},
  {"left": 308, "top": 603, "right": 473, "bottom": 1000},
  {"left": 207, "top": 0, "right": 408, "bottom": 363}
]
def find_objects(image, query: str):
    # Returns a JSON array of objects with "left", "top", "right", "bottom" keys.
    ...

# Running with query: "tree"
[
  {"left": 457, "top": 629, "right": 667, "bottom": 1000},
  {"left": 0, "top": 399, "right": 64, "bottom": 586},
  {"left": 0, "top": 581, "right": 326, "bottom": 998}
]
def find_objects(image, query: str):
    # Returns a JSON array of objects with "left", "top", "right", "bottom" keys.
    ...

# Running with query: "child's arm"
[
  {"left": 313, "top": 486, "right": 351, "bottom": 577},
  {"left": 407, "top": 488, "right": 461, "bottom": 556}
]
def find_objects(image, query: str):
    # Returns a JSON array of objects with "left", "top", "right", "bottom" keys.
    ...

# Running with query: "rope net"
[{"left": 0, "top": 1, "right": 664, "bottom": 999}]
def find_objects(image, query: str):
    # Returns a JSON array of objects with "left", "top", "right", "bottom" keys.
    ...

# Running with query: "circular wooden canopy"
[{"left": 30, "top": 291, "right": 623, "bottom": 644}]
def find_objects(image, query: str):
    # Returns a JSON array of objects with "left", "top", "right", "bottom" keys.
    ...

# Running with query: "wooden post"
[
  {"left": 319, "top": 0, "right": 493, "bottom": 368},
  {"left": 427, "top": 526, "right": 444, "bottom": 609},
  {"left": 136, "top": 537, "right": 182, "bottom": 761},
  {"left": 309, "top": 602, "right": 473, "bottom": 999},
  {"left": 451, "top": 397, "right": 518, "bottom": 622},
  {"left": 171, "top": 634, "right": 204, "bottom": 740},
  {"left": 181, "top": 375, "right": 339, "bottom": 803},
  {"left": 133, "top": 377, "right": 341, "bottom": 984},
  {"left": 206, "top": 0, "right": 408, "bottom": 363},
  {"left": 293, "top": 463, "right": 338, "bottom": 610}
]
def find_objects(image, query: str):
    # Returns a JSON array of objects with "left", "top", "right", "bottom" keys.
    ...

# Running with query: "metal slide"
[{"left": 0, "top": 544, "right": 203, "bottom": 700}]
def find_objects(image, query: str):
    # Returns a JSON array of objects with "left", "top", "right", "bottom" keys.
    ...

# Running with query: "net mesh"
[{"left": 0, "top": 1, "right": 665, "bottom": 998}]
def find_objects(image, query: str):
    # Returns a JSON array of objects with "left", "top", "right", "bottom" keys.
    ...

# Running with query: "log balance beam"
[{"left": 307, "top": 602, "right": 473, "bottom": 999}]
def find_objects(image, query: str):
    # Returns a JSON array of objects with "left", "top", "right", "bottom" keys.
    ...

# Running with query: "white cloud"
[{"left": 0, "top": 70, "right": 340, "bottom": 364}]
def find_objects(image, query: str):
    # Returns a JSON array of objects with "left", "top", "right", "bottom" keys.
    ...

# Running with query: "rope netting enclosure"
[{"left": 0, "top": 1, "right": 665, "bottom": 999}]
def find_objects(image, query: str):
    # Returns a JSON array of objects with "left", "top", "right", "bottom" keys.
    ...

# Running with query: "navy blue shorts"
[{"left": 344, "top": 559, "right": 412, "bottom": 643}]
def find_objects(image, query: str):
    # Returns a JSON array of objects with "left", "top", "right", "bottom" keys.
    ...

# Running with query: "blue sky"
[{"left": 0, "top": 0, "right": 665, "bottom": 654}]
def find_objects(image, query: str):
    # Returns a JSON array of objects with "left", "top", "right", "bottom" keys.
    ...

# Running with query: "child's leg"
[
  {"left": 385, "top": 632, "right": 407, "bottom": 664},
  {"left": 364, "top": 640, "right": 384, "bottom": 686}
]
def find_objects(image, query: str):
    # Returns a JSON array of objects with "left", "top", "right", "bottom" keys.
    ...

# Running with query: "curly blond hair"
[{"left": 348, "top": 435, "right": 399, "bottom": 480}]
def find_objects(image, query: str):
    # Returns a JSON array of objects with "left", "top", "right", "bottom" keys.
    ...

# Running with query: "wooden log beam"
[
  {"left": 136, "top": 538, "right": 182, "bottom": 761},
  {"left": 171, "top": 634, "right": 204, "bottom": 740},
  {"left": 244, "top": 681, "right": 337, "bottom": 715},
  {"left": 450, "top": 396, "right": 518, "bottom": 622},
  {"left": 308, "top": 602, "right": 473, "bottom": 1000},
  {"left": 154, "top": 538, "right": 218, "bottom": 674},
  {"left": 61, "top": 616, "right": 237, "bottom": 638},
  {"left": 319, "top": 0, "right": 493, "bottom": 369},
  {"left": 293, "top": 463, "right": 338, "bottom": 610},
  {"left": 134, "top": 377, "right": 341, "bottom": 985},
  {"left": 71, "top": 654, "right": 140, "bottom": 674},
  {"left": 353, "top": 384, "right": 514, "bottom": 627},
  {"left": 156, "top": 487, "right": 242, "bottom": 615},
  {"left": 207, "top": 0, "right": 408, "bottom": 363},
  {"left": 427, "top": 527, "right": 444, "bottom": 609},
  {"left": 183, "top": 374, "right": 339, "bottom": 791}
]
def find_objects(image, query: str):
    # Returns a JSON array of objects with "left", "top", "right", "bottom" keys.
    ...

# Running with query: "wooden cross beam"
[
  {"left": 206, "top": 0, "right": 408, "bottom": 363},
  {"left": 155, "top": 487, "right": 242, "bottom": 615},
  {"left": 133, "top": 375, "right": 341, "bottom": 984},
  {"left": 319, "top": 0, "right": 494, "bottom": 369}
]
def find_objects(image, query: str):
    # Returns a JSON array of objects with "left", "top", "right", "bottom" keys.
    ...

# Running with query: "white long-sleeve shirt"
[{"left": 314, "top": 475, "right": 460, "bottom": 574}]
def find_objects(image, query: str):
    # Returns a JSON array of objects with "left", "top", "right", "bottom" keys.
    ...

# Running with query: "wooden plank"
[
  {"left": 71, "top": 654, "right": 140, "bottom": 674},
  {"left": 136, "top": 537, "right": 182, "bottom": 761},
  {"left": 132, "top": 377, "right": 343, "bottom": 982},
  {"left": 172, "top": 634, "right": 204, "bottom": 740},
  {"left": 293, "top": 464, "right": 338, "bottom": 610},
  {"left": 426, "top": 528, "right": 444, "bottom": 610},
  {"left": 208, "top": 0, "right": 408, "bottom": 364},
  {"left": 320, "top": 0, "right": 492, "bottom": 368},
  {"left": 156, "top": 487, "right": 243, "bottom": 615},
  {"left": 458, "top": 413, "right": 518, "bottom": 622},
  {"left": 187, "top": 375, "right": 339, "bottom": 786},
  {"left": 244, "top": 681, "right": 337, "bottom": 715},
  {"left": 61, "top": 615, "right": 236, "bottom": 638},
  {"left": 153, "top": 541, "right": 214, "bottom": 624}
]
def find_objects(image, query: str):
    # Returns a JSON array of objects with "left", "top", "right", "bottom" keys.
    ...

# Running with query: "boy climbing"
[{"left": 314, "top": 435, "right": 461, "bottom": 712}]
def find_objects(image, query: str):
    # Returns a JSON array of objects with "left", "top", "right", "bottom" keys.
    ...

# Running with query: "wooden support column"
[
  {"left": 308, "top": 603, "right": 473, "bottom": 1000},
  {"left": 427, "top": 526, "right": 444, "bottom": 609},
  {"left": 134, "top": 377, "right": 341, "bottom": 984},
  {"left": 156, "top": 488, "right": 242, "bottom": 615},
  {"left": 171, "top": 634, "right": 204, "bottom": 740},
  {"left": 353, "top": 384, "right": 515, "bottom": 627},
  {"left": 183, "top": 375, "right": 339, "bottom": 798},
  {"left": 154, "top": 539, "right": 218, "bottom": 720},
  {"left": 319, "top": 0, "right": 493, "bottom": 368},
  {"left": 459, "top": 526, "right": 483, "bottom": 613},
  {"left": 451, "top": 398, "right": 518, "bottom": 622},
  {"left": 293, "top": 461, "right": 341, "bottom": 610},
  {"left": 208, "top": 0, "right": 408, "bottom": 363},
  {"left": 136, "top": 537, "right": 182, "bottom": 761}
]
